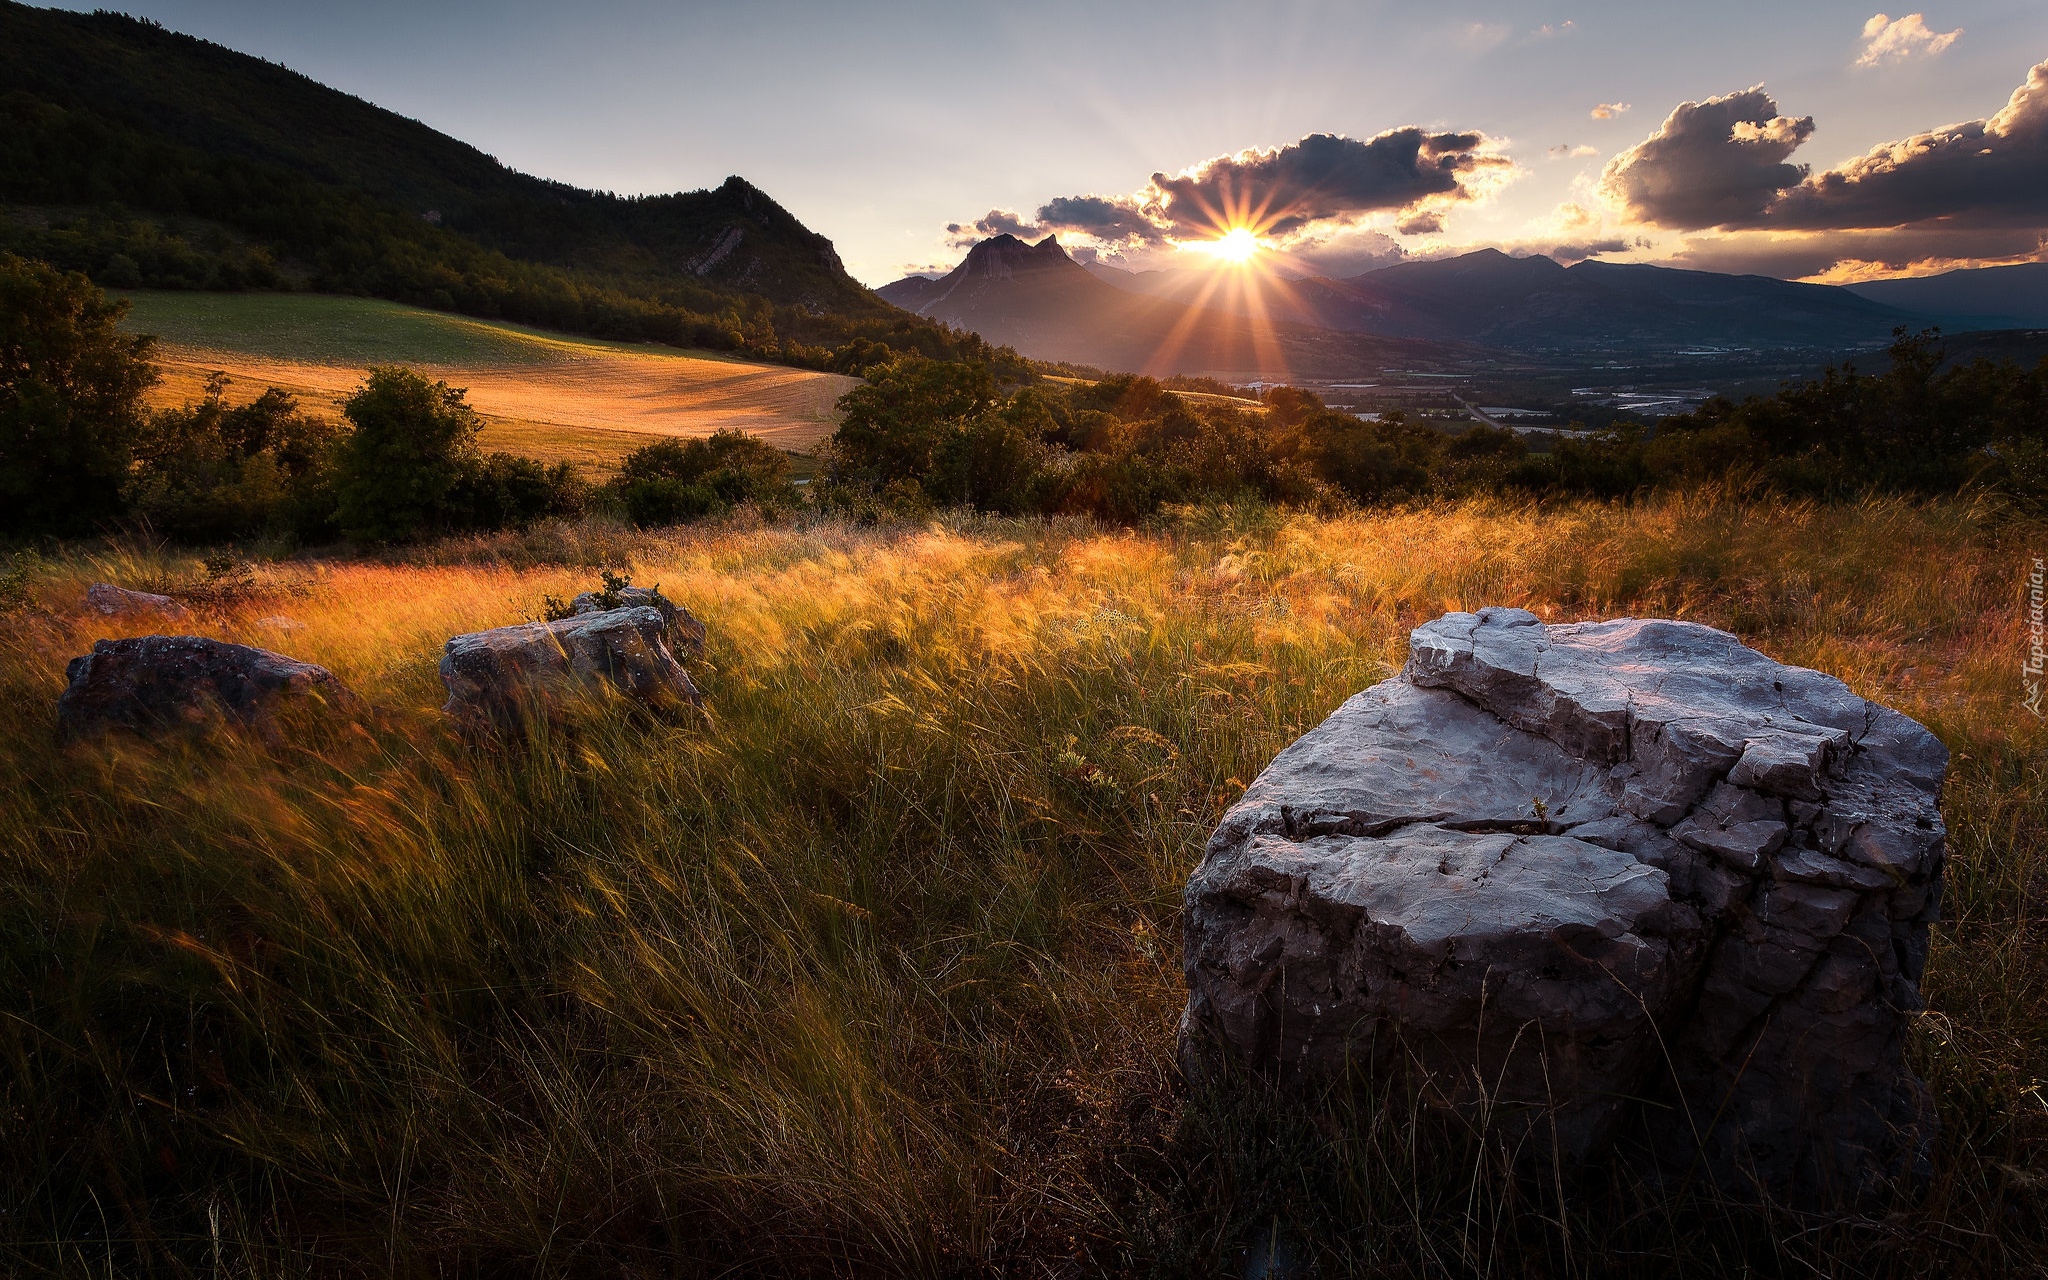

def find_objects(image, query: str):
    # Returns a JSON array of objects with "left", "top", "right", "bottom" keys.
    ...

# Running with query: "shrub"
[
  {"left": 0, "top": 253, "right": 158, "bottom": 535},
  {"left": 125, "top": 374, "right": 342, "bottom": 542},
  {"left": 610, "top": 430, "right": 798, "bottom": 527},
  {"left": 452, "top": 452, "right": 588, "bottom": 530}
]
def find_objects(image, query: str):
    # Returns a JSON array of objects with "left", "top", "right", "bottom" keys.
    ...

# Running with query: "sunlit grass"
[{"left": 1, "top": 493, "right": 2043, "bottom": 1276}]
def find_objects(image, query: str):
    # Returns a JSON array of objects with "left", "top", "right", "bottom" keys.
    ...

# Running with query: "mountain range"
[
  {"left": 887, "top": 236, "right": 2048, "bottom": 374},
  {"left": 878, "top": 234, "right": 1476, "bottom": 377}
]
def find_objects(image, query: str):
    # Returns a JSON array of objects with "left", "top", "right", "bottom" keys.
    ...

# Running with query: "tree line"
[
  {"left": 815, "top": 334, "right": 2048, "bottom": 520},
  {"left": 4, "top": 255, "right": 2044, "bottom": 551}
]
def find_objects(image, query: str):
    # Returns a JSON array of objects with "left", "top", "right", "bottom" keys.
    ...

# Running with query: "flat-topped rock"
[
  {"left": 58, "top": 635, "right": 353, "bottom": 743},
  {"left": 569, "top": 586, "right": 705, "bottom": 655},
  {"left": 1182, "top": 607, "right": 1947, "bottom": 1205},
  {"left": 440, "top": 606, "right": 702, "bottom": 726}
]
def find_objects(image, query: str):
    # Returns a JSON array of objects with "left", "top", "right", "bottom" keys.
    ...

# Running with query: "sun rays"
[{"left": 1203, "top": 226, "right": 1262, "bottom": 265}]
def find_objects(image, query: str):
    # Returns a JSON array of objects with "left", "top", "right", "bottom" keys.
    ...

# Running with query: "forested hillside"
[{"left": 0, "top": 2, "right": 1021, "bottom": 374}]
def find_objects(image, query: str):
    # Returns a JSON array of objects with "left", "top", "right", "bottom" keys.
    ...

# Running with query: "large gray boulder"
[
  {"left": 570, "top": 586, "right": 705, "bottom": 656},
  {"left": 1181, "top": 607, "right": 1947, "bottom": 1205},
  {"left": 58, "top": 635, "right": 353, "bottom": 743},
  {"left": 440, "top": 606, "right": 702, "bottom": 725}
]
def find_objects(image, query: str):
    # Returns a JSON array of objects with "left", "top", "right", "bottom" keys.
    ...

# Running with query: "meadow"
[
  {"left": 119, "top": 292, "right": 856, "bottom": 472},
  {"left": 1, "top": 492, "right": 2044, "bottom": 1277}
]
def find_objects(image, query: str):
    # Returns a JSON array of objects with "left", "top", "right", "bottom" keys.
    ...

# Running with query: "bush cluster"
[
  {"left": 818, "top": 336, "right": 2048, "bottom": 520},
  {"left": 609, "top": 430, "right": 798, "bottom": 527},
  {"left": 0, "top": 255, "right": 591, "bottom": 544}
]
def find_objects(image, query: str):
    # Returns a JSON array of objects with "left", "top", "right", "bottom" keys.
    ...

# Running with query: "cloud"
[
  {"left": 1590, "top": 102, "right": 1631, "bottom": 120},
  {"left": 949, "top": 128, "right": 1514, "bottom": 265},
  {"left": 1548, "top": 144, "right": 1600, "bottom": 159},
  {"left": 1598, "top": 87, "right": 1815, "bottom": 229},
  {"left": 1766, "top": 56, "right": 2048, "bottom": 230},
  {"left": 1598, "top": 57, "right": 2048, "bottom": 278},
  {"left": 1662, "top": 226, "right": 2046, "bottom": 279},
  {"left": 1548, "top": 238, "right": 1632, "bottom": 263},
  {"left": 1145, "top": 129, "right": 1514, "bottom": 239},
  {"left": 1856, "top": 13, "right": 1962, "bottom": 66},
  {"left": 1273, "top": 226, "right": 1409, "bottom": 277},
  {"left": 1034, "top": 194, "right": 1168, "bottom": 245},
  {"left": 945, "top": 209, "right": 1041, "bottom": 242}
]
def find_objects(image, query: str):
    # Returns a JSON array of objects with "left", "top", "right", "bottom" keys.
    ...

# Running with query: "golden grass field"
[
  {"left": 121, "top": 291, "right": 858, "bottom": 471},
  {"left": 2, "top": 493, "right": 2044, "bottom": 1276}
]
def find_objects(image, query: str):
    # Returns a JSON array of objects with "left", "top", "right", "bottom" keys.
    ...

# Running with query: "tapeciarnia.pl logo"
[{"left": 2027, "top": 556, "right": 2046, "bottom": 718}]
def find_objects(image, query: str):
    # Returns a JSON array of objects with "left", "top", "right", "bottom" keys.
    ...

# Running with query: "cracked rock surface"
[
  {"left": 1181, "top": 607, "right": 1947, "bottom": 1204},
  {"left": 440, "top": 606, "right": 703, "bottom": 726},
  {"left": 569, "top": 586, "right": 706, "bottom": 656}
]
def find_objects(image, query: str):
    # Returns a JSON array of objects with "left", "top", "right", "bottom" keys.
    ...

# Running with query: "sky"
[{"left": 47, "top": 0, "right": 2048, "bottom": 286}]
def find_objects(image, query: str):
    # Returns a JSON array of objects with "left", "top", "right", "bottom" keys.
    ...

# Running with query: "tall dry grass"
[{"left": 0, "top": 492, "right": 2042, "bottom": 1277}]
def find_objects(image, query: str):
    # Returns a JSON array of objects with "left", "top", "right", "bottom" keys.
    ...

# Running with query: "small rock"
[
  {"left": 570, "top": 586, "right": 705, "bottom": 655},
  {"left": 440, "top": 606, "right": 702, "bottom": 726},
  {"left": 86, "top": 583, "right": 189, "bottom": 620},
  {"left": 58, "top": 635, "right": 353, "bottom": 743}
]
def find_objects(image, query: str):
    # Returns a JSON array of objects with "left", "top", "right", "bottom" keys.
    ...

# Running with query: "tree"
[
  {"left": 332, "top": 366, "right": 482, "bottom": 543},
  {"left": 0, "top": 253, "right": 157, "bottom": 535},
  {"left": 827, "top": 357, "right": 998, "bottom": 493}
]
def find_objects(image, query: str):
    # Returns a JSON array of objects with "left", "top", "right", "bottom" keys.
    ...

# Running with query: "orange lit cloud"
[{"left": 1856, "top": 13, "right": 1962, "bottom": 66}]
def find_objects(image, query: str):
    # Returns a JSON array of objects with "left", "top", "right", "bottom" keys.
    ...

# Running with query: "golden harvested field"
[{"left": 123, "top": 292, "right": 858, "bottom": 470}]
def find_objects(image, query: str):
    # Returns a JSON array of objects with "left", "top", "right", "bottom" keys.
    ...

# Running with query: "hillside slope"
[
  {"left": 0, "top": 2, "right": 1021, "bottom": 372},
  {"left": 0, "top": 2, "right": 872, "bottom": 310}
]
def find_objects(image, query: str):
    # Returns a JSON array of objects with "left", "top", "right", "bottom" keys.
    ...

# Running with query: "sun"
[{"left": 1209, "top": 226, "right": 1260, "bottom": 264}]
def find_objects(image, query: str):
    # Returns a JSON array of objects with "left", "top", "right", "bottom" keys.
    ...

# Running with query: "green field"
[
  {"left": 115, "top": 290, "right": 746, "bottom": 369},
  {"left": 114, "top": 291, "right": 860, "bottom": 466}
]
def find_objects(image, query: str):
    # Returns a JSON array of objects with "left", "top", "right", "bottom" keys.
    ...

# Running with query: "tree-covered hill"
[{"left": 0, "top": 2, "right": 1019, "bottom": 373}]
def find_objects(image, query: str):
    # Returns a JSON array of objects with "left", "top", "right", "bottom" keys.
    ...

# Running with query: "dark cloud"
[
  {"left": 946, "top": 209, "right": 1042, "bottom": 241},
  {"left": 1665, "top": 226, "right": 2047, "bottom": 279},
  {"left": 1599, "top": 88, "right": 1815, "bottom": 229},
  {"left": 1146, "top": 129, "right": 1510, "bottom": 238},
  {"left": 941, "top": 128, "right": 1508, "bottom": 259},
  {"left": 1033, "top": 194, "right": 1167, "bottom": 245},
  {"left": 1548, "top": 238, "right": 1631, "bottom": 262},
  {"left": 1765, "top": 57, "right": 2048, "bottom": 231}
]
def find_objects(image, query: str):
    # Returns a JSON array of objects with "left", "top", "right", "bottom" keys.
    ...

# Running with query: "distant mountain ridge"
[
  {"left": 1843, "top": 264, "right": 2048, "bottom": 330},
  {"left": 878, "top": 234, "right": 1466, "bottom": 378},
  {"left": 1068, "top": 247, "right": 1927, "bottom": 354}
]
